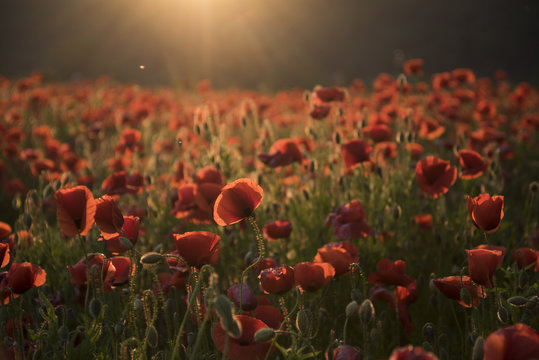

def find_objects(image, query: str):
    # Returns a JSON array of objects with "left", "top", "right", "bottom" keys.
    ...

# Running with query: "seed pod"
[
  {"left": 508, "top": 296, "right": 528, "bottom": 307},
  {"left": 359, "top": 299, "right": 374, "bottom": 324},
  {"left": 345, "top": 301, "right": 359, "bottom": 318},
  {"left": 472, "top": 337, "right": 484, "bottom": 360},
  {"left": 140, "top": 252, "right": 164, "bottom": 265},
  {"left": 254, "top": 328, "right": 275, "bottom": 343}
]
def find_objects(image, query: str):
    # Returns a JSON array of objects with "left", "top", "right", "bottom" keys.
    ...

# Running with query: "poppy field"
[{"left": 0, "top": 63, "right": 538, "bottom": 360}]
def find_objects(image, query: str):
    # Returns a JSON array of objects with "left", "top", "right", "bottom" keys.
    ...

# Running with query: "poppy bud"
[
  {"left": 114, "top": 323, "right": 124, "bottom": 336},
  {"left": 241, "top": 117, "right": 247, "bottom": 127},
  {"left": 351, "top": 288, "right": 363, "bottom": 303},
  {"left": 302, "top": 189, "right": 310, "bottom": 201},
  {"left": 529, "top": 181, "right": 538, "bottom": 194},
  {"left": 497, "top": 305, "right": 510, "bottom": 324},
  {"left": 345, "top": 301, "right": 359, "bottom": 318},
  {"left": 254, "top": 328, "right": 275, "bottom": 343},
  {"left": 89, "top": 297, "right": 102, "bottom": 319},
  {"left": 195, "top": 124, "right": 201, "bottom": 135},
  {"left": 296, "top": 309, "right": 312, "bottom": 337},
  {"left": 359, "top": 299, "right": 374, "bottom": 324},
  {"left": 146, "top": 325, "right": 158, "bottom": 348},
  {"left": 215, "top": 295, "right": 242, "bottom": 338},
  {"left": 134, "top": 298, "right": 143, "bottom": 311},
  {"left": 23, "top": 213, "right": 32, "bottom": 229},
  {"left": 396, "top": 132, "right": 405, "bottom": 144},
  {"left": 422, "top": 322, "right": 434, "bottom": 342},
  {"left": 519, "top": 270, "right": 529, "bottom": 288},
  {"left": 472, "top": 336, "right": 484, "bottom": 360},
  {"left": 393, "top": 204, "right": 401, "bottom": 220},
  {"left": 309, "top": 160, "right": 316, "bottom": 173},
  {"left": 140, "top": 252, "right": 163, "bottom": 265},
  {"left": 507, "top": 296, "right": 527, "bottom": 307},
  {"left": 334, "top": 131, "right": 341, "bottom": 145},
  {"left": 119, "top": 237, "right": 134, "bottom": 250}
]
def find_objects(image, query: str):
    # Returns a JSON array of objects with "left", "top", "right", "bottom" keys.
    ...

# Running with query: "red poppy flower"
[
  {"left": 172, "top": 184, "right": 197, "bottom": 218},
  {"left": 417, "top": 118, "right": 445, "bottom": 140},
  {"left": 251, "top": 258, "right": 278, "bottom": 276},
  {"left": 310, "top": 104, "right": 331, "bottom": 120},
  {"left": 483, "top": 323, "right": 539, "bottom": 360},
  {"left": 314, "top": 241, "right": 359, "bottom": 276},
  {"left": 414, "top": 213, "right": 433, "bottom": 231},
  {"left": 173, "top": 231, "right": 220, "bottom": 267},
  {"left": 341, "top": 139, "right": 372, "bottom": 171},
  {"left": 108, "top": 256, "right": 133, "bottom": 288},
  {"left": 101, "top": 171, "right": 139, "bottom": 196},
  {"left": 194, "top": 166, "right": 224, "bottom": 185},
  {"left": 258, "top": 138, "right": 304, "bottom": 168},
  {"left": 99, "top": 216, "right": 141, "bottom": 254},
  {"left": 331, "top": 345, "right": 362, "bottom": 360},
  {"left": 403, "top": 58, "right": 424, "bottom": 76},
  {"left": 55, "top": 186, "right": 96, "bottom": 237},
  {"left": 0, "top": 262, "right": 46, "bottom": 304},
  {"left": 466, "top": 247, "right": 504, "bottom": 288},
  {"left": 314, "top": 87, "right": 345, "bottom": 102},
  {"left": 263, "top": 220, "right": 292, "bottom": 241},
  {"left": 67, "top": 254, "right": 116, "bottom": 288},
  {"left": 294, "top": 262, "right": 335, "bottom": 292},
  {"left": 94, "top": 195, "right": 124, "bottom": 239},
  {"left": 253, "top": 304, "right": 283, "bottom": 330},
  {"left": 0, "top": 243, "right": 9, "bottom": 268},
  {"left": 259, "top": 265, "right": 295, "bottom": 295},
  {"left": 213, "top": 178, "right": 263, "bottom": 226},
  {"left": 368, "top": 259, "right": 414, "bottom": 287},
  {"left": 363, "top": 124, "right": 392, "bottom": 142},
  {"left": 512, "top": 248, "right": 539, "bottom": 272},
  {"left": 458, "top": 149, "right": 488, "bottom": 180},
  {"left": 0, "top": 222, "right": 11, "bottom": 238},
  {"left": 155, "top": 270, "right": 187, "bottom": 294},
  {"left": 415, "top": 156, "right": 457, "bottom": 199},
  {"left": 227, "top": 283, "right": 258, "bottom": 311},
  {"left": 466, "top": 194, "right": 504, "bottom": 234},
  {"left": 432, "top": 276, "right": 486, "bottom": 308},
  {"left": 389, "top": 345, "right": 438, "bottom": 360},
  {"left": 194, "top": 182, "right": 222, "bottom": 213},
  {"left": 212, "top": 314, "right": 272, "bottom": 360},
  {"left": 326, "top": 200, "right": 374, "bottom": 239}
]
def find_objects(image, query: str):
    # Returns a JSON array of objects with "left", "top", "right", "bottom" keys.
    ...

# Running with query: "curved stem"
[{"left": 238, "top": 216, "right": 266, "bottom": 312}]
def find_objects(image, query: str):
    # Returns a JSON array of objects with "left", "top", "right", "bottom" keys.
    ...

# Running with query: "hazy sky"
[{"left": 1, "top": 0, "right": 539, "bottom": 89}]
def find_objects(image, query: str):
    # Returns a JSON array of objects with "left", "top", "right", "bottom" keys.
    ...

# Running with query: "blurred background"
[{"left": 1, "top": 0, "right": 539, "bottom": 90}]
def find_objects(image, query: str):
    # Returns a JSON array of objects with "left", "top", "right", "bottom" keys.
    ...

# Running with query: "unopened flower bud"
[
  {"left": 254, "top": 328, "right": 275, "bottom": 343},
  {"left": 359, "top": 299, "right": 374, "bottom": 324},
  {"left": 345, "top": 301, "right": 359, "bottom": 318}
]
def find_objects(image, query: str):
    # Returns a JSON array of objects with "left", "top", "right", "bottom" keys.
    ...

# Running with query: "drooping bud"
[
  {"left": 254, "top": 328, "right": 275, "bottom": 343},
  {"left": 345, "top": 301, "right": 359, "bottom": 318},
  {"left": 140, "top": 252, "right": 164, "bottom": 265},
  {"left": 359, "top": 299, "right": 374, "bottom": 324}
]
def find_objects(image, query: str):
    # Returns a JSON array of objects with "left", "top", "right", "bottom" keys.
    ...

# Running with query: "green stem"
[{"left": 238, "top": 216, "right": 266, "bottom": 312}]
